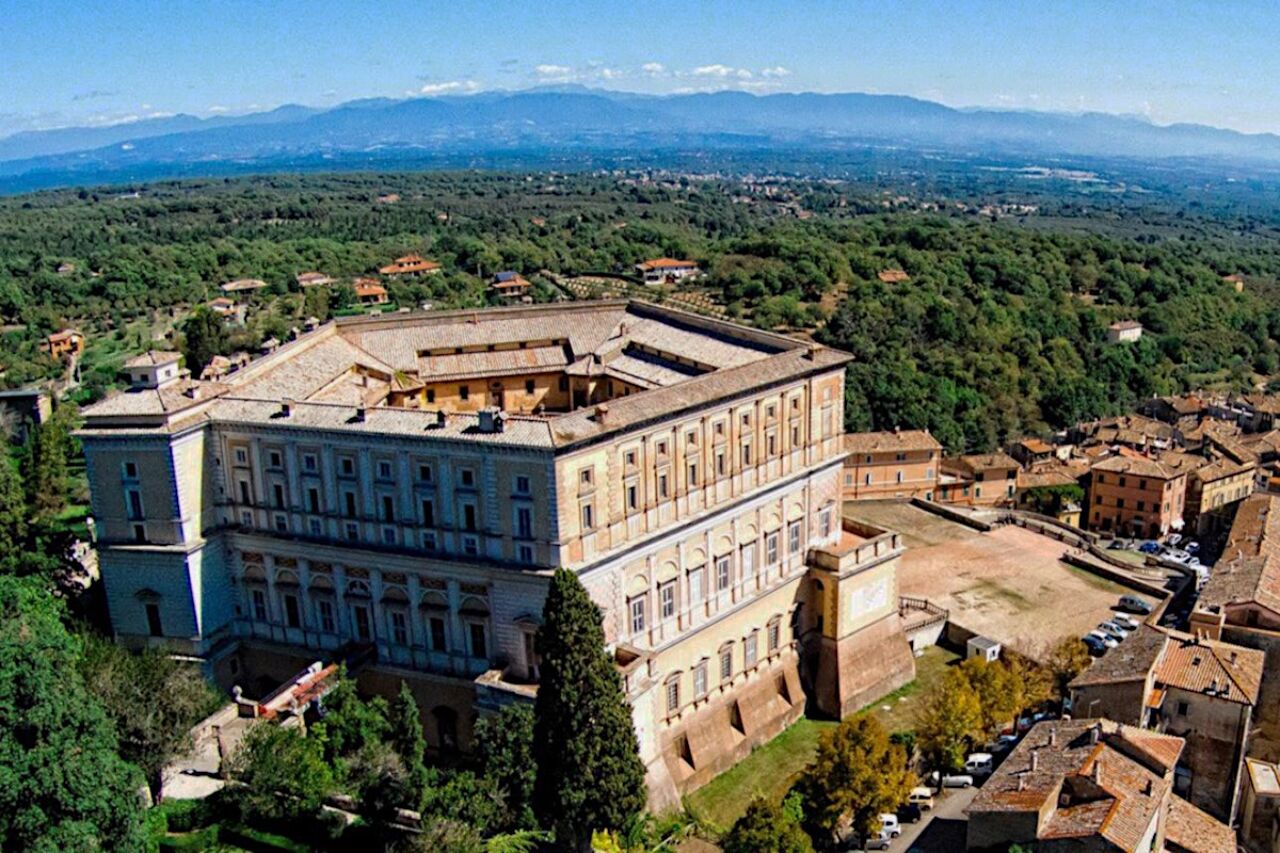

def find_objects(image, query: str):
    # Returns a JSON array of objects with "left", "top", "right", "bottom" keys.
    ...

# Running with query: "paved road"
[{"left": 890, "top": 785, "right": 979, "bottom": 852}]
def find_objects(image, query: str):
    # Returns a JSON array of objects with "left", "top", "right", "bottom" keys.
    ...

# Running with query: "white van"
[
  {"left": 965, "top": 752, "right": 994, "bottom": 776},
  {"left": 879, "top": 814, "right": 901, "bottom": 837},
  {"left": 908, "top": 786, "right": 935, "bottom": 809}
]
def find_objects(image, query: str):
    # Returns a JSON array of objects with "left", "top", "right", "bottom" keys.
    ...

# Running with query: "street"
[{"left": 890, "top": 784, "right": 979, "bottom": 852}]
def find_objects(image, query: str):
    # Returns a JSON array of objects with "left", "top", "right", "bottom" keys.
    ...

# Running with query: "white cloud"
[
  {"left": 598, "top": 67, "right": 624, "bottom": 80},
  {"left": 761, "top": 66, "right": 791, "bottom": 78},
  {"left": 641, "top": 62, "right": 666, "bottom": 76},
  {"left": 692, "top": 64, "right": 735, "bottom": 78},
  {"left": 535, "top": 64, "right": 573, "bottom": 78},
  {"left": 206, "top": 105, "right": 229, "bottom": 113},
  {"left": 419, "top": 79, "right": 481, "bottom": 95}
]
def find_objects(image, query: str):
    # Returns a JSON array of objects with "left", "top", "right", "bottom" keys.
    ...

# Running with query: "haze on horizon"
[{"left": 2, "top": 0, "right": 1278, "bottom": 139}]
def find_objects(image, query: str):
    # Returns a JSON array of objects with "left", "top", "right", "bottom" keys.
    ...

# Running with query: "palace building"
[{"left": 79, "top": 300, "right": 914, "bottom": 808}]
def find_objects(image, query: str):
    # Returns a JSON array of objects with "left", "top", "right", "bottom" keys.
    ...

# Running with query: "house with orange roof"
[
  {"left": 40, "top": 328, "right": 85, "bottom": 360},
  {"left": 937, "top": 452, "right": 1019, "bottom": 506},
  {"left": 353, "top": 279, "right": 389, "bottom": 307},
  {"left": 379, "top": 254, "right": 441, "bottom": 277},
  {"left": 1069, "top": 625, "right": 1263, "bottom": 821},
  {"left": 635, "top": 257, "right": 700, "bottom": 285},
  {"left": 219, "top": 278, "right": 268, "bottom": 294},
  {"left": 966, "top": 718, "right": 1234, "bottom": 852},
  {"left": 295, "top": 271, "right": 332, "bottom": 288},
  {"left": 1086, "top": 453, "right": 1191, "bottom": 538},
  {"left": 490, "top": 270, "right": 533, "bottom": 303},
  {"left": 840, "top": 429, "right": 941, "bottom": 501}
]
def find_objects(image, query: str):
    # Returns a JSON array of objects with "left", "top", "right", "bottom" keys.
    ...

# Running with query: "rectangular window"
[
  {"left": 381, "top": 495, "right": 395, "bottom": 521},
  {"left": 581, "top": 501, "right": 595, "bottom": 531},
  {"left": 688, "top": 461, "right": 699, "bottom": 487},
  {"left": 345, "top": 522, "right": 359, "bottom": 541},
  {"left": 418, "top": 463, "right": 434, "bottom": 483},
  {"left": 307, "top": 488, "right": 320, "bottom": 513},
  {"left": 344, "top": 491, "right": 357, "bottom": 517},
  {"left": 268, "top": 450, "right": 282, "bottom": 469},
  {"left": 766, "top": 532, "right": 779, "bottom": 565},
  {"left": 462, "top": 503, "right": 477, "bottom": 532},
  {"left": 283, "top": 594, "right": 301, "bottom": 628},
  {"left": 303, "top": 453, "right": 317, "bottom": 472},
  {"left": 788, "top": 521, "right": 802, "bottom": 554},
  {"left": 123, "top": 461, "right": 139, "bottom": 479},
  {"left": 145, "top": 603, "right": 163, "bottom": 637},
  {"left": 525, "top": 379, "right": 535, "bottom": 394},
  {"left": 469, "top": 622, "right": 488, "bottom": 659},
  {"left": 720, "top": 646, "right": 733, "bottom": 681},
  {"left": 742, "top": 442, "right": 752, "bottom": 466},
  {"left": 238, "top": 480, "right": 252, "bottom": 505},
  {"left": 340, "top": 457, "right": 355, "bottom": 476},
  {"left": 517, "top": 544, "right": 534, "bottom": 564},
  {"left": 133, "top": 523, "right": 146, "bottom": 542},
  {"left": 352, "top": 605, "right": 371, "bottom": 640},
  {"left": 308, "top": 518, "right": 322, "bottom": 536},
  {"left": 715, "top": 449, "right": 726, "bottom": 477},
  {"left": 252, "top": 589, "right": 268, "bottom": 622},
  {"left": 378, "top": 460, "right": 393, "bottom": 480},
  {"left": 390, "top": 611, "right": 408, "bottom": 645},
  {"left": 420, "top": 498, "right": 435, "bottom": 526},
  {"left": 716, "top": 556, "right": 731, "bottom": 592},
  {"left": 626, "top": 481, "right": 639, "bottom": 511},
  {"left": 426, "top": 389, "right": 436, "bottom": 404},
  {"left": 516, "top": 506, "right": 533, "bottom": 539},
  {"left": 630, "top": 595, "right": 646, "bottom": 634},
  {"left": 666, "top": 678, "right": 680, "bottom": 713},
  {"left": 462, "top": 536, "right": 479, "bottom": 556},
  {"left": 459, "top": 384, "right": 470, "bottom": 401},
  {"left": 688, "top": 566, "right": 705, "bottom": 604},
  {"left": 317, "top": 599, "right": 335, "bottom": 633},
  {"left": 459, "top": 468, "right": 475, "bottom": 487},
  {"left": 273, "top": 483, "right": 285, "bottom": 508},
  {"left": 234, "top": 447, "right": 248, "bottom": 465},
  {"left": 768, "top": 620, "right": 781, "bottom": 652},
  {"left": 422, "top": 531, "right": 437, "bottom": 551},
  {"left": 660, "top": 581, "right": 676, "bottom": 619},
  {"left": 741, "top": 543, "right": 757, "bottom": 580},
  {"left": 381, "top": 526, "right": 396, "bottom": 545},
  {"left": 658, "top": 471, "right": 669, "bottom": 499},
  {"left": 819, "top": 506, "right": 833, "bottom": 537},
  {"left": 126, "top": 488, "right": 144, "bottom": 520},
  {"left": 744, "top": 632, "right": 758, "bottom": 668},
  {"left": 514, "top": 475, "right": 531, "bottom": 495},
  {"left": 429, "top": 616, "right": 447, "bottom": 651},
  {"left": 274, "top": 513, "right": 288, "bottom": 532},
  {"left": 694, "top": 662, "right": 708, "bottom": 698}
]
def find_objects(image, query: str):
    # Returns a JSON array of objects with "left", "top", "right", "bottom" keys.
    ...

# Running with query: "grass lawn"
[
  {"left": 686, "top": 644, "right": 962, "bottom": 831},
  {"left": 1064, "top": 562, "right": 1132, "bottom": 593}
]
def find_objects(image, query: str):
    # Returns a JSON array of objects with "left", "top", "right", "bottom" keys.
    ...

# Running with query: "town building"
[
  {"left": 636, "top": 258, "right": 701, "bottom": 285},
  {"left": 296, "top": 272, "right": 332, "bottom": 288},
  {"left": 1073, "top": 414, "right": 1175, "bottom": 454},
  {"left": 77, "top": 300, "right": 915, "bottom": 809},
  {"left": 1140, "top": 395, "right": 1206, "bottom": 430},
  {"left": 353, "top": 280, "right": 390, "bottom": 307},
  {"left": 1010, "top": 437, "right": 1055, "bottom": 467},
  {"left": 966, "top": 719, "right": 1234, "bottom": 852},
  {"left": 491, "top": 271, "right": 533, "bottom": 303},
  {"left": 1015, "top": 462, "right": 1087, "bottom": 525},
  {"left": 1068, "top": 625, "right": 1263, "bottom": 820},
  {"left": 839, "top": 429, "right": 941, "bottom": 501},
  {"left": 1086, "top": 453, "right": 1190, "bottom": 539},
  {"left": 379, "top": 254, "right": 441, "bottom": 277},
  {"left": 937, "top": 452, "right": 1018, "bottom": 506},
  {"left": 1185, "top": 453, "right": 1256, "bottom": 538},
  {"left": 1240, "top": 757, "right": 1280, "bottom": 852},
  {"left": 40, "top": 327, "right": 85, "bottom": 359},
  {"left": 1240, "top": 395, "right": 1280, "bottom": 434},
  {"left": 220, "top": 278, "right": 269, "bottom": 294},
  {"left": 1107, "top": 320, "right": 1145, "bottom": 343}
]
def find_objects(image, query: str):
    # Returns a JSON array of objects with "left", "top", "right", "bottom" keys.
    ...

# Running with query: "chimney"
[
  {"left": 353, "top": 405, "right": 366, "bottom": 422},
  {"left": 477, "top": 406, "right": 506, "bottom": 433},
  {"left": 184, "top": 385, "right": 202, "bottom": 400},
  {"left": 279, "top": 399, "right": 294, "bottom": 418},
  {"left": 1030, "top": 752, "right": 1039, "bottom": 772},
  {"left": 435, "top": 409, "right": 448, "bottom": 429},
  {"left": 1048, "top": 729, "right": 1057, "bottom": 747},
  {"left": 595, "top": 403, "right": 610, "bottom": 424},
  {"left": 1017, "top": 775, "right": 1026, "bottom": 791},
  {"left": 1090, "top": 722, "right": 1102, "bottom": 745}
]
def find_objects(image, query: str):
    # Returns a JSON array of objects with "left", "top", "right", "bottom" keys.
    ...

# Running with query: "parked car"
[
  {"left": 986, "top": 733, "right": 1018, "bottom": 753},
  {"left": 1166, "top": 533, "right": 1183, "bottom": 547},
  {"left": 863, "top": 830, "right": 892, "bottom": 850},
  {"left": 939, "top": 773, "right": 974, "bottom": 788},
  {"left": 907, "top": 787, "right": 935, "bottom": 810},
  {"left": 879, "top": 814, "right": 902, "bottom": 837},
  {"left": 1138, "top": 541, "right": 1161, "bottom": 554},
  {"left": 1108, "top": 538, "right": 1131, "bottom": 550},
  {"left": 1164, "top": 549, "right": 1191, "bottom": 563},
  {"left": 965, "top": 752, "right": 994, "bottom": 776},
  {"left": 897, "top": 803, "right": 923, "bottom": 824},
  {"left": 1088, "top": 630, "right": 1119, "bottom": 649},
  {"left": 1083, "top": 634, "right": 1108, "bottom": 655},
  {"left": 1098, "top": 621, "right": 1131, "bottom": 641},
  {"left": 1186, "top": 541, "right": 1200, "bottom": 555},
  {"left": 1112, "top": 613, "right": 1140, "bottom": 630},
  {"left": 1119, "top": 594, "right": 1154, "bottom": 614}
]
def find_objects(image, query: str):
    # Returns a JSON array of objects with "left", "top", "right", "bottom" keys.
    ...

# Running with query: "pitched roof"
[
  {"left": 1110, "top": 320, "right": 1143, "bottom": 331},
  {"left": 945, "top": 452, "right": 1019, "bottom": 476},
  {"left": 842, "top": 429, "right": 941, "bottom": 455},
  {"left": 1090, "top": 454, "right": 1184, "bottom": 480},
  {"left": 124, "top": 350, "right": 182, "bottom": 368},
  {"left": 969, "top": 719, "right": 1184, "bottom": 851},
  {"left": 219, "top": 278, "right": 268, "bottom": 292},
  {"left": 1164, "top": 794, "right": 1237, "bottom": 853},
  {"left": 1069, "top": 624, "right": 1167, "bottom": 689},
  {"left": 1155, "top": 631, "right": 1263, "bottom": 705},
  {"left": 637, "top": 257, "right": 698, "bottom": 270}
]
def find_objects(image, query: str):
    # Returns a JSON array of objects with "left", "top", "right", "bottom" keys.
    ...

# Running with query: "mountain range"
[{"left": 4, "top": 86, "right": 1280, "bottom": 192}]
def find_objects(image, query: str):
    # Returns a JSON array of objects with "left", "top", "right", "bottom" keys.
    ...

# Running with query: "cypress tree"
[
  {"left": 0, "top": 457, "right": 27, "bottom": 561},
  {"left": 180, "top": 305, "right": 228, "bottom": 378},
  {"left": 388, "top": 680, "right": 429, "bottom": 794},
  {"left": 532, "top": 568, "right": 645, "bottom": 852}
]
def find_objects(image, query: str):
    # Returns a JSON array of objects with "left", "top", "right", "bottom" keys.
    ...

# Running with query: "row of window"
[
  {"left": 628, "top": 517, "right": 818, "bottom": 637},
  {"left": 844, "top": 469, "right": 935, "bottom": 487},
  {"left": 1093, "top": 494, "right": 1174, "bottom": 513},
  {"left": 664, "top": 617, "right": 786, "bottom": 714}
]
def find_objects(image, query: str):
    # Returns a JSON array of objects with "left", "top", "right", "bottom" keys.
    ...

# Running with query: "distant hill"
[{"left": 3, "top": 88, "right": 1280, "bottom": 191}]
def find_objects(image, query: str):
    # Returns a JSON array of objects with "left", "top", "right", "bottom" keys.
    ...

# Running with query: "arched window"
[
  {"left": 419, "top": 591, "right": 450, "bottom": 652},
  {"left": 460, "top": 596, "right": 490, "bottom": 661}
]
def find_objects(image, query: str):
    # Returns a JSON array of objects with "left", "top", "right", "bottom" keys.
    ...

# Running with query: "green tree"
[
  {"left": 180, "top": 305, "right": 229, "bottom": 378},
  {"left": 793, "top": 715, "right": 915, "bottom": 845},
  {"left": 959, "top": 657, "right": 1019, "bottom": 737},
  {"left": 917, "top": 667, "right": 984, "bottom": 773},
  {"left": 310, "top": 668, "right": 389, "bottom": 764},
  {"left": 722, "top": 796, "right": 814, "bottom": 853},
  {"left": 475, "top": 703, "right": 537, "bottom": 831},
  {"left": 0, "top": 575, "right": 146, "bottom": 851},
  {"left": 388, "top": 681, "right": 429, "bottom": 793},
  {"left": 0, "top": 456, "right": 27, "bottom": 559},
  {"left": 20, "top": 412, "right": 69, "bottom": 526},
  {"left": 1047, "top": 637, "right": 1093, "bottom": 699},
  {"left": 79, "top": 635, "right": 223, "bottom": 798},
  {"left": 532, "top": 568, "right": 646, "bottom": 852},
  {"left": 230, "top": 723, "right": 334, "bottom": 822}
]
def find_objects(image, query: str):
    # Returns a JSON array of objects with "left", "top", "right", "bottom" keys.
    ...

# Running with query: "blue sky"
[{"left": 2, "top": 0, "right": 1278, "bottom": 137}]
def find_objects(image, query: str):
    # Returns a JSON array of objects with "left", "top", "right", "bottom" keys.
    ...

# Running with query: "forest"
[{"left": 2, "top": 169, "right": 1279, "bottom": 451}]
